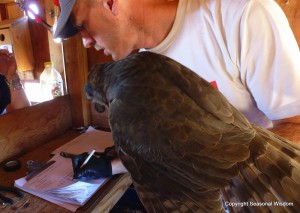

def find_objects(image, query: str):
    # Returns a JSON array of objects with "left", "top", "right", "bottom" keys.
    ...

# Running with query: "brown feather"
[{"left": 86, "top": 52, "right": 300, "bottom": 213}]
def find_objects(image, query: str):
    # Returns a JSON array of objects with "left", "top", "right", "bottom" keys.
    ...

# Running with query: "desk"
[{"left": 0, "top": 129, "right": 132, "bottom": 213}]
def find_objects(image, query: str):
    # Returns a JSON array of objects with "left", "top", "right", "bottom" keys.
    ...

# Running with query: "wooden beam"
[
  {"left": 0, "top": 0, "right": 14, "bottom": 3},
  {"left": 43, "top": 0, "right": 90, "bottom": 127},
  {"left": 63, "top": 35, "right": 91, "bottom": 127},
  {"left": 0, "top": 95, "right": 72, "bottom": 163},
  {"left": 45, "top": 0, "right": 64, "bottom": 79},
  {"left": 0, "top": 3, "right": 8, "bottom": 20}
]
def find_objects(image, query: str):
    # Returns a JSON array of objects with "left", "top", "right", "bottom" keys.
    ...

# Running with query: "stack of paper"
[{"left": 14, "top": 127, "right": 114, "bottom": 212}]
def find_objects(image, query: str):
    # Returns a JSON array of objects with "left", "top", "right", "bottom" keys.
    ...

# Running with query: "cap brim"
[{"left": 54, "top": 0, "right": 79, "bottom": 39}]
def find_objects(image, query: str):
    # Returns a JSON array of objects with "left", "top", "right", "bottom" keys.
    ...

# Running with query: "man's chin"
[
  {"left": 109, "top": 53, "right": 127, "bottom": 61},
  {"left": 103, "top": 48, "right": 111, "bottom": 56},
  {"left": 111, "top": 54, "right": 120, "bottom": 61},
  {"left": 94, "top": 45, "right": 102, "bottom": 51},
  {"left": 96, "top": 48, "right": 130, "bottom": 61}
]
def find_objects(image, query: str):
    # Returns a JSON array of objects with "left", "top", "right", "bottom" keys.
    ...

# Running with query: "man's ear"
[{"left": 103, "top": 0, "right": 118, "bottom": 16}]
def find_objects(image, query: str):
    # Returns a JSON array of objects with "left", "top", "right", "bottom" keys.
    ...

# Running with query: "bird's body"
[{"left": 86, "top": 52, "right": 300, "bottom": 213}]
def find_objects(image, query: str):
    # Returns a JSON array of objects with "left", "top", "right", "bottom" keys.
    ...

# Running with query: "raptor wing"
[{"left": 105, "top": 52, "right": 255, "bottom": 212}]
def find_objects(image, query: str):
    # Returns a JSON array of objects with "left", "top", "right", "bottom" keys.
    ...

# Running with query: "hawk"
[{"left": 85, "top": 52, "right": 300, "bottom": 213}]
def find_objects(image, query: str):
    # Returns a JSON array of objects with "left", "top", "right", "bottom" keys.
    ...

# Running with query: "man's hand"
[
  {"left": 61, "top": 146, "right": 118, "bottom": 180},
  {"left": 271, "top": 115, "right": 300, "bottom": 145},
  {"left": 71, "top": 153, "right": 112, "bottom": 180},
  {"left": 0, "top": 50, "right": 17, "bottom": 79}
]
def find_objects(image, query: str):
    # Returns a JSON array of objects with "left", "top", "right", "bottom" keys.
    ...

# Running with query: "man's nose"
[{"left": 81, "top": 30, "right": 96, "bottom": 48}]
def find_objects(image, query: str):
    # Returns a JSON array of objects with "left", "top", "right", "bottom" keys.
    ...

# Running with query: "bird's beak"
[{"left": 84, "top": 83, "right": 94, "bottom": 100}]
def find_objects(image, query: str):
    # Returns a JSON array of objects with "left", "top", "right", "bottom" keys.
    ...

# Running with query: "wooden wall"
[
  {"left": 63, "top": 35, "right": 91, "bottom": 127},
  {"left": 28, "top": 0, "right": 51, "bottom": 79},
  {"left": 0, "top": 1, "right": 50, "bottom": 79},
  {"left": 0, "top": 96, "right": 72, "bottom": 163}
]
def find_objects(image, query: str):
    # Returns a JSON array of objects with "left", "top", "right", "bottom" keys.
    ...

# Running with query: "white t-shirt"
[{"left": 141, "top": 0, "right": 300, "bottom": 128}]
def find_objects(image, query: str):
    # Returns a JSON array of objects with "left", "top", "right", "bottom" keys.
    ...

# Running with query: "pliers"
[{"left": 0, "top": 186, "right": 24, "bottom": 205}]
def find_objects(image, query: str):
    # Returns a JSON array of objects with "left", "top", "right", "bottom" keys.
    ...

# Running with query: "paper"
[
  {"left": 15, "top": 177, "right": 79, "bottom": 212},
  {"left": 14, "top": 127, "right": 114, "bottom": 212},
  {"left": 52, "top": 127, "right": 114, "bottom": 155}
]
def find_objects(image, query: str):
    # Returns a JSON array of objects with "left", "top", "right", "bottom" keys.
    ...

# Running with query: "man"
[
  {"left": 0, "top": 50, "right": 30, "bottom": 114},
  {"left": 54, "top": 0, "right": 300, "bottom": 176}
]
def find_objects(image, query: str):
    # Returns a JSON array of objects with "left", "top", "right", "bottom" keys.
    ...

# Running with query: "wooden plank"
[
  {"left": 88, "top": 174, "right": 132, "bottom": 213},
  {"left": 27, "top": 0, "right": 51, "bottom": 79},
  {"left": 2, "top": 1, "right": 51, "bottom": 80},
  {"left": 10, "top": 17, "right": 35, "bottom": 78},
  {"left": 0, "top": 16, "right": 23, "bottom": 27},
  {"left": 0, "top": 130, "right": 76, "bottom": 212},
  {"left": 0, "top": 17, "right": 36, "bottom": 79},
  {"left": 63, "top": 34, "right": 91, "bottom": 127},
  {"left": 0, "top": 95, "right": 72, "bottom": 163},
  {"left": 45, "top": 0, "right": 64, "bottom": 73},
  {"left": 6, "top": 3, "right": 24, "bottom": 19},
  {"left": 0, "top": 3, "right": 8, "bottom": 20},
  {"left": 43, "top": 0, "right": 91, "bottom": 127},
  {"left": 44, "top": 0, "right": 66, "bottom": 93},
  {"left": 0, "top": 0, "right": 14, "bottom": 4}
]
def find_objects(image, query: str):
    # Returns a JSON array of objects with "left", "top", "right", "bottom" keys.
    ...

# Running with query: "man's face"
[{"left": 71, "top": 0, "right": 135, "bottom": 61}]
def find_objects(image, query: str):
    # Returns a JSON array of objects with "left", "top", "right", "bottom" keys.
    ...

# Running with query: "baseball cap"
[{"left": 53, "top": 0, "right": 79, "bottom": 39}]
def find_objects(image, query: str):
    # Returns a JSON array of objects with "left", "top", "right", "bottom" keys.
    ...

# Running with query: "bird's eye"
[
  {"left": 86, "top": 91, "right": 93, "bottom": 97},
  {"left": 84, "top": 84, "right": 93, "bottom": 98}
]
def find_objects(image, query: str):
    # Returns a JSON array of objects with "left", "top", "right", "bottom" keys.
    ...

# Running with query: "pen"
[{"left": 80, "top": 150, "right": 96, "bottom": 169}]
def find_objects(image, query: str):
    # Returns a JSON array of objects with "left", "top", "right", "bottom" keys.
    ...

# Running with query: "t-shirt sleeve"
[{"left": 238, "top": 0, "right": 300, "bottom": 120}]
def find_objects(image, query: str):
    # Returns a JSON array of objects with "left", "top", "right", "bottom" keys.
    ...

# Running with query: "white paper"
[
  {"left": 15, "top": 177, "right": 79, "bottom": 212},
  {"left": 14, "top": 127, "right": 114, "bottom": 212},
  {"left": 52, "top": 127, "right": 114, "bottom": 155}
]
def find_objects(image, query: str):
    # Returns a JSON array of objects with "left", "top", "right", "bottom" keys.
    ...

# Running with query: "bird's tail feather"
[
  {"left": 223, "top": 126, "right": 300, "bottom": 212},
  {"left": 133, "top": 160, "right": 225, "bottom": 213},
  {"left": 254, "top": 126, "right": 300, "bottom": 163}
]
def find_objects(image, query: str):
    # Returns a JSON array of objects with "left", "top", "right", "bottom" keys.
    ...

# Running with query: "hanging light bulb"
[
  {"left": 15, "top": 0, "right": 53, "bottom": 33},
  {"left": 27, "top": 3, "right": 39, "bottom": 20}
]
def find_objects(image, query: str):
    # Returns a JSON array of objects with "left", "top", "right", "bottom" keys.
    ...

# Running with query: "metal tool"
[
  {"left": 0, "top": 186, "right": 24, "bottom": 206},
  {"left": 60, "top": 145, "right": 117, "bottom": 161},
  {"left": 26, "top": 160, "right": 56, "bottom": 181}
]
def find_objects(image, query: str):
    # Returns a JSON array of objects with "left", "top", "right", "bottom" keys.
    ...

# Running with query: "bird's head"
[{"left": 85, "top": 63, "right": 110, "bottom": 109}]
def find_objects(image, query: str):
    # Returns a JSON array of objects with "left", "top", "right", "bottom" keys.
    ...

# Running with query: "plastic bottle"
[{"left": 40, "top": 62, "right": 64, "bottom": 101}]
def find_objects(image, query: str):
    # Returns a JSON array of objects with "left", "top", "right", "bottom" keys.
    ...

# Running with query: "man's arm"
[
  {"left": 0, "top": 50, "right": 30, "bottom": 112},
  {"left": 270, "top": 115, "right": 300, "bottom": 145},
  {"left": 111, "top": 157, "right": 128, "bottom": 175},
  {"left": 6, "top": 72, "right": 31, "bottom": 112}
]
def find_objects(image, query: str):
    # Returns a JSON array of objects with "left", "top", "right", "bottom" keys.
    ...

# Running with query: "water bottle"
[{"left": 40, "top": 62, "right": 64, "bottom": 101}]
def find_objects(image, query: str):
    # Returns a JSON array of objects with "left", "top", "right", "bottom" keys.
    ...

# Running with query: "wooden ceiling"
[{"left": 0, "top": 0, "right": 15, "bottom": 3}]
